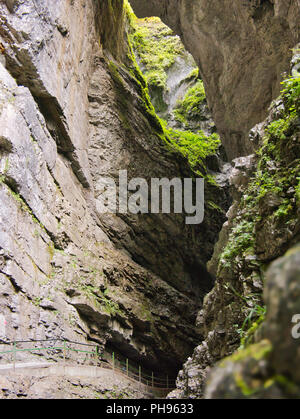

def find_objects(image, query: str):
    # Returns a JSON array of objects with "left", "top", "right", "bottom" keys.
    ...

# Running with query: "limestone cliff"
[{"left": 0, "top": 0, "right": 228, "bottom": 378}]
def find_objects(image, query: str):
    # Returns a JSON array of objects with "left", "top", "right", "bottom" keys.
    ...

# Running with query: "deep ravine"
[{"left": 0, "top": 0, "right": 300, "bottom": 400}]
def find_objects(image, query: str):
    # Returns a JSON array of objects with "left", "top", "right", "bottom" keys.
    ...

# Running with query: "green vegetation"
[
  {"left": 220, "top": 339, "right": 300, "bottom": 397},
  {"left": 253, "top": 75, "right": 300, "bottom": 217},
  {"left": 218, "top": 74, "right": 300, "bottom": 350},
  {"left": 122, "top": 4, "right": 222, "bottom": 196},
  {"left": 236, "top": 303, "right": 266, "bottom": 349},
  {"left": 109, "top": 13, "right": 221, "bottom": 186},
  {"left": 129, "top": 16, "right": 185, "bottom": 91},
  {"left": 220, "top": 74, "right": 300, "bottom": 272},
  {"left": 173, "top": 79, "right": 207, "bottom": 125},
  {"left": 81, "top": 284, "right": 122, "bottom": 316},
  {"left": 220, "top": 339, "right": 272, "bottom": 367},
  {"left": 160, "top": 119, "right": 221, "bottom": 178},
  {"left": 108, "top": 54, "right": 164, "bottom": 134},
  {"left": 221, "top": 220, "right": 256, "bottom": 268}
]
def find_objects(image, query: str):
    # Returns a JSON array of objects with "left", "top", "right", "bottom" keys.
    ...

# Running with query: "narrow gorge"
[{"left": 0, "top": 0, "right": 299, "bottom": 399}]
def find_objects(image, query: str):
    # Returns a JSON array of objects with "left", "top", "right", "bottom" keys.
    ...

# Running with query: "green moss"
[
  {"left": 130, "top": 17, "right": 185, "bottom": 91},
  {"left": 81, "top": 285, "right": 122, "bottom": 316},
  {"left": 234, "top": 372, "right": 260, "bottom": 397},
  {"left": 221, "top": 339, "right": 272, "bottom": 366},
  {"left": 174, "top": 80, "right": 206, "bottom": 125},
  {"left": 160, "top": 118, "right": 221, "bottom": 178},
  {"left": 267, "top": 375, "right": 300, "bottom": 396},
  {"left": 221, "top": 220, "right": 256, "bottom": 268}
]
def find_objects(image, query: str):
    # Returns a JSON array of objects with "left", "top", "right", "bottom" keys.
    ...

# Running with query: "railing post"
[
  {"left": 63, "top": 340, "right": 67, "bottom": 364},
  {"left": 139, "top": 365, "right": 141, "bottom": 388},
  {"left": 13, "top": 341, "right": 16, "bottom": 371},
  {"left": 10, "top": 341, "right": 13, "bottom": 365},
  {"left": 95, "top": 345, "right": 98, "bottom": 364}
]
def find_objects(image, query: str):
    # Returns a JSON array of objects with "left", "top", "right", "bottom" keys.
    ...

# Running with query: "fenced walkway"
[{"left": 0, "top": 339, "right": 176, "bottom": 397}]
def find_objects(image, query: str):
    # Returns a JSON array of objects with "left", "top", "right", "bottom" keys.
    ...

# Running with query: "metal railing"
[
  {"left": 0, "top": 339, "right": 176, "bottom": 393},
  {"left": 104, "top": 350, "right": 175, "bottom": 390},
  {"left": 0, "top": 339, "right": 98, "bottom": 366}
]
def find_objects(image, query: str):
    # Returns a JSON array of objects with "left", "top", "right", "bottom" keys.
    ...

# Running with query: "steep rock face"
[
  {"left": 130, "top": 0, "right": 300, "bottom": 159},
  {"left": 87, "top": 56, "right": 226, "bottom": 301},
  {"left": 168, "top": 51, "right": 300, "bottom": 398},
  {"left": 205, "top": 245, "right": 300, "bottom": 399},
  {"left": 0, "top": 0, "right": 228, "bottom": 377}
]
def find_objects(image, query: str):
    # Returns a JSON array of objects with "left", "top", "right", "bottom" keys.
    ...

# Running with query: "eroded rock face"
[
  {"left": 88, "top": 56, "right": 228, "bottom": 301},
  {"left": 130, "top": 0, "right": 300, "bottom": 159},
  {"left": 204, "top": 245, "right": 300, "bottom": 399},
  {"left": 264, "top": 245, "right": 300, "bottom": 383},
  {"left": 168, "top": 47, "right": 300, "bottom": 398}
]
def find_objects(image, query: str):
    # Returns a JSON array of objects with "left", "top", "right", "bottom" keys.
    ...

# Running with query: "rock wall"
[
  {"left": 205, "top": 244, "right": 300, "bottom": 399},
  {"left": 168, "top": 49, "right": 300, "bottom": 398},
  {"left": 130, "top": 0, "right": 300, "bottom": 159},
  {"left": 129, "top": 0, "right": 300, "bottom": 399},
  {"left": 0, "top": 0, "right": 228, "bottom": 377}
]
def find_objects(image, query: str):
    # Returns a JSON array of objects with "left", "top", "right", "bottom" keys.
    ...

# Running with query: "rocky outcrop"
[
  {"left": 168, "top": 49, "right": 300, "bottom": 398},
  {"left": 130, "top": 0, "right": 300, "bottom": 159},
  {"left": 205, "top": 245, "right": 300, "bottom": 399}
]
